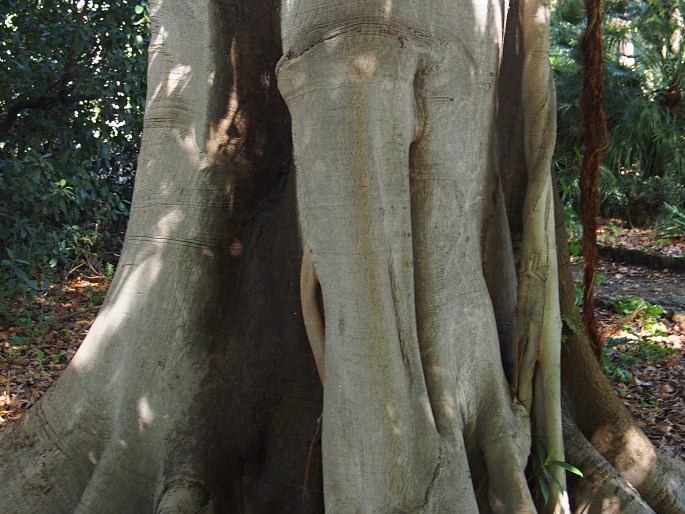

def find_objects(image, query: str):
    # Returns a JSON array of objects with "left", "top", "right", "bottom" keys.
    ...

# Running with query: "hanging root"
[
  {"left": 300, "top": 250, "right": 325, "bottom": 383},
  {"left": 579, "top": 0, "right": 608, "bottom": 361}
]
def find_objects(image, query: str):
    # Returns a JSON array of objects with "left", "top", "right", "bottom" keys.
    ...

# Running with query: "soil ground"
[
  {"left": 1, "top": 222, "right": 684, "bottom": 458},
  {"left": 592, "top": 259, "right": 685, "bottom": 459},
  {"left": 589, "top": 222, "right": 685, "bottom": 459}
]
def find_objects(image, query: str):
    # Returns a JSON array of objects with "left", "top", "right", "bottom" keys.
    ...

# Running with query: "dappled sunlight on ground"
[
  {"left": 0, "top": 275, "right": 105, "bottom": 427},
  {"left": 599, "top": 305, "right": 685, "bottom": 459}
]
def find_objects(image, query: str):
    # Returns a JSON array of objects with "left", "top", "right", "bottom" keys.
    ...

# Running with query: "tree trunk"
[
  {"left": 0, "top": 1, "right": 683, "bottom": 513},
  {"left": 1, "top": 1, "right": 323, "bottom": 512}
]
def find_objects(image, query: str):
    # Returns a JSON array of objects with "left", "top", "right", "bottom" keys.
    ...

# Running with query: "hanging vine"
[{"left": 579, "top": 0, "right": 608, "bottom": 362}]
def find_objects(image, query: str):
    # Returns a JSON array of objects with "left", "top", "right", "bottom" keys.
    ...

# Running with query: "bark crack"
[
  {"left": 414, "top": 447, "right": 444, "bottom": 513},
  {"left": 388, "top": 260, "right": 412, "bottom": 375}
]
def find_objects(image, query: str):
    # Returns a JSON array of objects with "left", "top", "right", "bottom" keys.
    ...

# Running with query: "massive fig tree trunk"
[
  {"left": 0, "top": 1, "right": 683, "bottom": 513},
  {"left": 277, "top": 0, "right": 560, "bottom": 511}
]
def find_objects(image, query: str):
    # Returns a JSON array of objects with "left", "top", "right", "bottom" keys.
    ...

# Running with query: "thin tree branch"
[{"left": 0, "top": 92, "right": 97, "bottom": 136}]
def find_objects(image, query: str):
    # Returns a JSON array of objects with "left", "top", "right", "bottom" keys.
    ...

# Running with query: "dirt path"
[{"left": 594, "top": 258, "right": 685, "bottom": 311}]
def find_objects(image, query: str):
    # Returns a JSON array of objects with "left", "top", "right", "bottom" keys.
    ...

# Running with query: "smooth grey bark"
[
  {"left": 0, "top": 1, "right": 684, "bottom": 513},
  {"left": 0, "top": 1, "right": 322, "bottom": 512},
  {"left": 278, "top": 0, "right": 566, "bottom": 511}
]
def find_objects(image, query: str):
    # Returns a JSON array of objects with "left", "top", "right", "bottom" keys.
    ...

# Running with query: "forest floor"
[
  {"left": 1, "top": 221, "right": 684, "bottom": 459},
  {"left": 589, "top": 221, "right": 685, "bottom": 459}
]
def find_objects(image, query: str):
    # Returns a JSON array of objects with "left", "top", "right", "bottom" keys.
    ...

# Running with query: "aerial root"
[
  {"left": 563, "top": 421, "right": 655, "bottom": 514},
  {"left": 481, "top": 428, "right": 536, "bottom": 513},
  {"left": 156, "top": 480, "right": 216, "bottom": 514}
]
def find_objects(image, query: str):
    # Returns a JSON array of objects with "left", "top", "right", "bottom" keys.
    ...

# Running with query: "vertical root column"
[
  {"left": 278, "top": 34, "right": 445, "bottom": 512},
  {"left": 279, "top": 25, "right": 546, "bottom": 513}
]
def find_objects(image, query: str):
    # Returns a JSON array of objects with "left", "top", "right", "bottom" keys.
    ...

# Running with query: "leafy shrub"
[
  {"left": 609, "top": 296, "right": 665, "bottom": 325},
  {"left": 601, "top": 296, "right": 674, "bottom": 381},
  {"left": 600, "top": 172, "right": 685, "bottom": 226},
  {"left": 0, "top": 1, "right": 150, "bottom": 309},
  {"left": 602, "top": 336, "right": 675, "bottom": 382},
  {"left": 659, "top": 203, "right": 685, "bottom": 237}
]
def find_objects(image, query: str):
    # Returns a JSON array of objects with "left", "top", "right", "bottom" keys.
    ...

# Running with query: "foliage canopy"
[{"left": 0, "top": 0, "right": 149, "bottom": 310}]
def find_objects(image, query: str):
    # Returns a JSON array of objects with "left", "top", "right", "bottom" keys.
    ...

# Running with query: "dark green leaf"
[{"left": 553, "top": 461, "right": 584, "bottom": 477}]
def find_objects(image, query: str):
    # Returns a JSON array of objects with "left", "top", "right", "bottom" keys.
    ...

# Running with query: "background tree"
[
  {"left": 0, "top": 0, "right": 149, "bottom": 309},
  {"left": 0, "top": 1, "right": 683, "bottom": 513}
]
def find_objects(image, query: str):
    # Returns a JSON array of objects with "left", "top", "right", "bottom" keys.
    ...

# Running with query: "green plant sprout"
[
  {"left": 33, "top": 348, "right": 46, "bottom": 374},
  {"left": 529, "top": 439, "right": 583, "bottom": 506},
  {"left": 659, "top": 203, "right": 685, "bottom": 238},
  {"left": 609, "top": 296, "right": 669, "bottom": 338},
  {"left": 105, "top": 262, "right": 115, "bottom": 281},
  {"left": 603, "top": 336, "right": 675, "bottom": 380}
]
